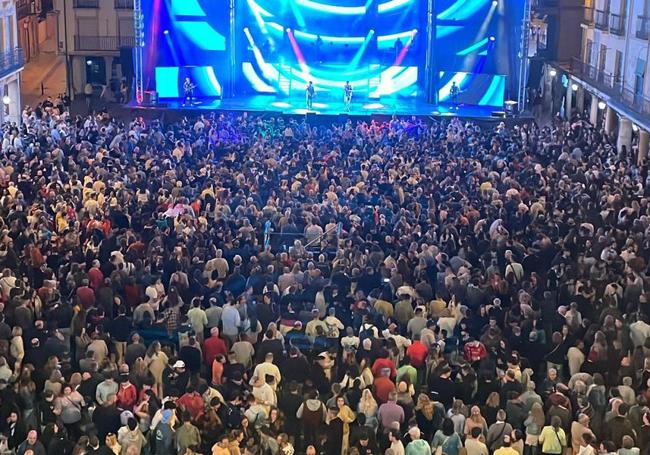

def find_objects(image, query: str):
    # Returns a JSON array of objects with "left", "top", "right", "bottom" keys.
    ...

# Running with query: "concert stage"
[{"left": 130, "top": 95, "right": 513, "bottom": 121}]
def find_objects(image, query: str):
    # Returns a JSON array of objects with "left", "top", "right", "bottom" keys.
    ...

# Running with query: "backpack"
[{"left": 359, "top": 323, "right": 375, "bottom": 343}]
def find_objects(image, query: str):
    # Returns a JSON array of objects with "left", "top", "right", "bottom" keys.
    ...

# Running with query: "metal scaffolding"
[
  {"left": 517, "top": 0, "right": 532, "bottom": 112},
  {"left": 133, "top": 0, "right": 144, "bottom": 104}
]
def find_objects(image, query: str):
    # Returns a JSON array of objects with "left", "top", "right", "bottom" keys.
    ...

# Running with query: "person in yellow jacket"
[{"left": 539, "top": 416, "right": 567, "bottom": 455}]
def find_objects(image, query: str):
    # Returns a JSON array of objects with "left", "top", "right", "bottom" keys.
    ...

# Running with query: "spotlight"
[
  {"left": 163, "top": 29, "right": 169, "bottom": 35},
  {"left": 492, "top": 0, "right": 498, "bottom": 5},
  {"left": 489, "top": 36, "right": 496, "bottom": 42},
  {"left": 598, "top": 101, "right": 606, "bottom": 110},
  {"left": 571, "top": 83, "right": 578, "bottom": 91},
  {"left": 549, "top": 69, "right": 557, "bottom": 77},
  {"left": 412, "top": 29, "right": 418, "bottom": 34},
  {"left": 285, "top": 27, "right": 291, "bottom": 33},
  {"left": 243, "top": 27, "right": 249, "bottom": 33},
  {"left": 86, "top": 60, "right": 92, "bottom": 66},
  {"left": 633, "top": 124, "right": 639, "bottom": 132}
]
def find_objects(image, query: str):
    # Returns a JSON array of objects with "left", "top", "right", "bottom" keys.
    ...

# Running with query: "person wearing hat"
[
  {"left": 164, "top": 359, "right": 190, "bottom": 395},
  {"left": 154, "top": 409, "right": 175, "bottom": 455}
]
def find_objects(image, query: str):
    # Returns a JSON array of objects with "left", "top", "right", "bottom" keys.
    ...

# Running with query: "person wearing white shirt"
[{"left": 252, "top": 353, "right": 282, "bottom": 390}]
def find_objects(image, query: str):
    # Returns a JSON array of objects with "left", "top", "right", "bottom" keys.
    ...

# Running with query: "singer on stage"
[
  {"left": 344, "top": 81, "right": 353, "bottom": 112},
  {"left": 306, "top": 81, "right": 315, "bottom": 110}
]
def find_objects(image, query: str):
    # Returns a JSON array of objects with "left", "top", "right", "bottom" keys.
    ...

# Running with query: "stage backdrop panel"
[{"left": 140, "top": 0, "right": 525, "bottom": 104}]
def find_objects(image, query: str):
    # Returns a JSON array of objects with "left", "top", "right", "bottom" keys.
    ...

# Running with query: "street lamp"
[
  {"left": 598, "top": 101, "right": 607, "bottom": 110},
  {"left": 3, "top": 96, "right": 11, "bottom": 106}
]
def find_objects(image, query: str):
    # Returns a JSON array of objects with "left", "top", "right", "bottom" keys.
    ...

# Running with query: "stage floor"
[{"left": 131, "top": 95, "right": 506, "bottom": 119}]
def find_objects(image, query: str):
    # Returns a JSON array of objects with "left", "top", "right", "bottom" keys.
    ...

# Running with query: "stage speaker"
[
  {"left": 491, "top": 111, "right": 506, "bottom": 118},
  {"left": 337, "top": 113, "right": 349, "bottom": 123},
  {"left": 144, "top": 91, "right": 158, "bottom": 104},
  {"left": 306, "top": 112, "right": 319, "bottom": 123},
  {"left": 120, "top": 47, "right": 134, "bottom": 81}
]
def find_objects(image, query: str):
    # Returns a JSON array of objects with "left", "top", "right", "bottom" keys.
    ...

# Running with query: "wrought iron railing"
[
  {"left": 114, "top": 0, "right": 133, "bottom": 9},
  {"left": 610, "top": 13, "right": 625, "bottom": 35},
  {"left": 0, "top": 48, "right": 24, "bottom": 79},
  {"left": 595, "top": 9, "right": 609, "bottom": 29},
  {"left": 73, "top": 0, "right": 99, "bottom": 8},
  {"left": 16, "top": 0, "right": 34, "bottom": 19},
  {"left": 74, "top": 35, "right": 136, "bottom": 51},
  {"left": 571, "top": 57, "right": 650, "bottom": 118},
  {"left": 637, "top": 15, "right": 650, "bottom": 40}
]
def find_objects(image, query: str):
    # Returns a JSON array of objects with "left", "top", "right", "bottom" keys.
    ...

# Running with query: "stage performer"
[
  {"left": 183, "top": 77, "right": 195, "bottom": 105},
  {"left": 344, "top": 81, "right": 353, "bottom": 112},
  {"left": 306, "top": 81, "right": 315, "bottom": 110},
  {"left": 449, "top": 81, "right": 460, "bottom": 107}
]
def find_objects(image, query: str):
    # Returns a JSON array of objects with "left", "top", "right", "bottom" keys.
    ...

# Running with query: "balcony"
[
  {"left": 638, "top": 15, "right": 650, "bottom": 40},
  {"left": 74, "top": 35, "right": 136, "bottom": 51},
  {"left": 571, "top": 58, "right": 621, "bottom": 94},
  {"left": 610, "top": 13, "right": 625, "bottom": 35},
  {"left": 114, "top": 0, "right": 133, "bottom": 8},
  {"left": 570, "top": 57, "right": 650, "bottom": 119},
  {"left": 0, "top": 48, "right": 25, "bottom": 79},
  {"left": 583, "top": 7, "right": 594, "bottom": 25},
  {"left": 16, "top": 0, "right": 35, "bottom": 20},
  {"left": 595, "top": 9, "right": 609, "bottom": 30},
  {"left": 73, "top": 0, "right": 99, "bottom": 7}
]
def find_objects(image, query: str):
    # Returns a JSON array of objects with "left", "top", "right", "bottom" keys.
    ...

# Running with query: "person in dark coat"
[
  {"left": 324, "top": 406, "right": 344, "bottom": 455},
  {"left": 428, "top": 366, "right": 455, "bottom": 409},
  {"left": 91, "top": 395, "right": 122, "bottom": 442}
]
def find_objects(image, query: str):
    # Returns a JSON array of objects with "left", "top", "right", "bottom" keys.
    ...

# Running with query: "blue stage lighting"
[{"left": 489, "top": 36, "right": 496, "bottom": 41}]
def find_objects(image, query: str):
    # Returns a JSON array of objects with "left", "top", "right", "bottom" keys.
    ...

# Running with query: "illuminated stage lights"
[
  {"left": 163, "top": 29, "right": 170, "bottom": 35},
  {"left": 488, "top": 36, "right": 495, "bottom": 41}
]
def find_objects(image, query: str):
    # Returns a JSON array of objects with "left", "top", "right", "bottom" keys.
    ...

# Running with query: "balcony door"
[{"left": 598, "top": 44, "right": 607, "bottom": 82}]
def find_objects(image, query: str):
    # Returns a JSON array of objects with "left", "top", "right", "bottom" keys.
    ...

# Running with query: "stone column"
[
  {"left": 565, "top": 83, "right": 573, "bottom": 119},
  {"left": 617, "top": 117, "right": 633, "bottom": 154},
  {"left": 7, "top": 78, "right": 20, "bottom": 124},
  {"left": 575, "top": 86, "right": 585, "bottom": 114},
  {"left": 638, "top": 129, "right": 649, "bottom": 165},
  {"left": 605, "top": 106, "right": 617, "bottom": 135},
  {"left": 590, "top": 96, "right": 599, "bottom": 125}
]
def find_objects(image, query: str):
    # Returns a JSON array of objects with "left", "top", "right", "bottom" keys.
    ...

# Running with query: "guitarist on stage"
[
  {"left": 183, "top": 77, "right": 195, "bottom": 105},
  {"left": 449, "top": 81, "right": 460, "bottom": 108}
]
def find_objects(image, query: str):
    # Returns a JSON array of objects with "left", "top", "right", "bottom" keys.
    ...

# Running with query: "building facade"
[
  {"left": 0, "top": 0, "right": 24, "bottom": 124},
  {"left": 17, "top": 0, "right": 56, "bottom": 63},
  {"left": 53, "top": 0, "right": 134, "bottom": 98},
  {"left": 535, "top": 0, "right": 650, "bottom": 163}
]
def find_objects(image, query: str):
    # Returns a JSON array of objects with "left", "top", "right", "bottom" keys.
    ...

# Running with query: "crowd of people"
[{"left": 0, "top": 100, "right": 645, "bottom": 455}]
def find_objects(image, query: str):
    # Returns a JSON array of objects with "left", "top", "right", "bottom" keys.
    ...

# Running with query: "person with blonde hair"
[
  {"left": 524, "top": 402, "right": 545, "bottom": 455},
  {"left": 464, "top": 405, "right": 488, "bottom": 438},
  {"left": 357, "top": 388, "right": 378, "bottom": 430}
]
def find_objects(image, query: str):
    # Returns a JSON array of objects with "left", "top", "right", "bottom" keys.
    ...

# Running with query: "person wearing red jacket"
[
  {"left": 371, "top": 352, "right": 397, "bottom": 379},
  {"left": 116, "top": 377, "right": 137, "bottom": 411},
  {"left": 464, "top": 338, "right": 488, "bottom": 363},
  {"left": 176, "top": 386, "right": 205, "bottom": 420},
  {"left": 203, "top": 327, "right": 228, "bottom": 368},
  {"left": 406, "top": 334, "right": 428, "bottom": 368}
]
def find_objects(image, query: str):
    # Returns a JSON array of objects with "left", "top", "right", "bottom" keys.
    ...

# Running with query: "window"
[
  {"left": 614, "top": 50, "right": 622, "bottom": 84},
  {"left": 598, "top": 44, "right": 607, "bottom": 72},
  {"left": 585, "top": 39, "right": 593, "bottom": 64},
  {"left": 8, "top": 16, "right": 14, "bottom": 49}
]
